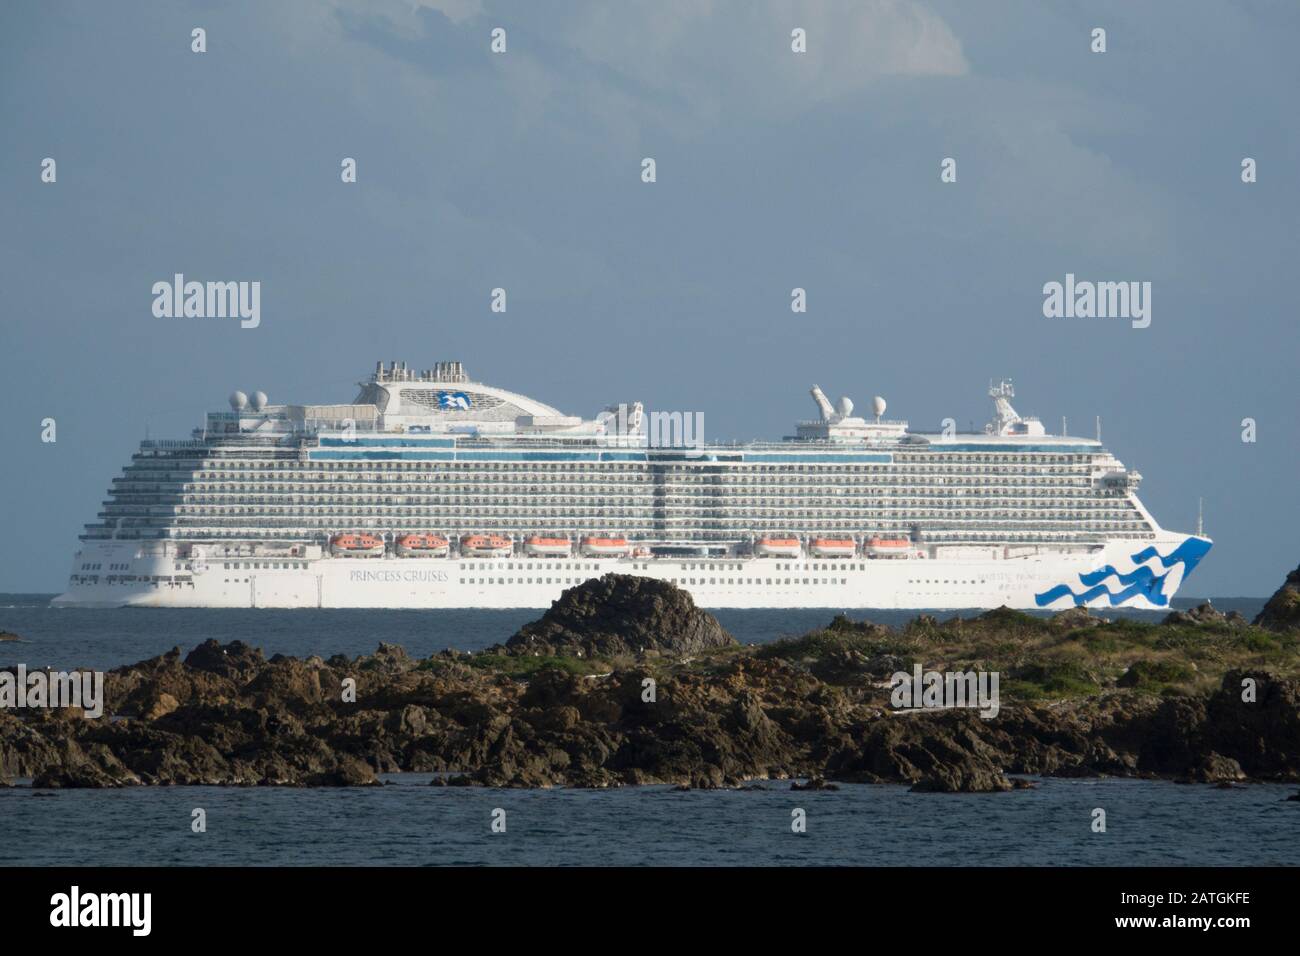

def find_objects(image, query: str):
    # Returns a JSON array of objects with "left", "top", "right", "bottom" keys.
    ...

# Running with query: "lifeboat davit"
[
  {"left": 581, "top": 536, "right": 631, "bottom": 557},
  {"left": 524, "top": 536, "right": 572, "bottom": 557},
  {"left": 865, "top": 538, "right": 912, "bottom": 558},
  {"left": 395, "top": 533, "right": 450, "bottom": 558},
  {"left": 755, "top": 537, "right": 802, "bottom": 559},
  {"left": 329, "top": 533, "right": 385, "bottom": 557},
  {"left": 460, "top": 534, "right": 512, "bottom": 558},
  {"left": 810, "top": 538, "right": 856, "bottom": 558}
]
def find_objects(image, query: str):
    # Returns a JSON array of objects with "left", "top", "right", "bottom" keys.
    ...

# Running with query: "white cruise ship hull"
[{"left": 53, "top": 534, "right": 1210, "bottom": 611}]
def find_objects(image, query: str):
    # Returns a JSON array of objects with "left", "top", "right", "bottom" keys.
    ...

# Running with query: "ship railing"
[{"left": 792, "top": 419, "right": 910, "bottom": 428}]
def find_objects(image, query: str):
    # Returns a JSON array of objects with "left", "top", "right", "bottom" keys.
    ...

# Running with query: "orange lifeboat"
[
  {"left": 395, "top": 533, "right": 450, "bottom": 558},
  {"left": 524, "top": 536, "right": 572, "bottom": 557},
  {"left": 865, "top": 538, "right": 912, "bottom": 558},
  {"left": 459, "top": 534, "right": 512, "bottom": 558},
  {"left": 755, "top": 536, "right": 802, "bottom": 559},
  {"left": 810, "top": 538, "right": 856, "bottom": 558},
  {"left": 581, "top": 536, "right": 631, "bottom": 557},
  {"left": 329, "top": 533, "right": 385, "bottom": 557}
]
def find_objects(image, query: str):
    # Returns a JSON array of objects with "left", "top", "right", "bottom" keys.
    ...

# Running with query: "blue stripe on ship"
[{"left": 1035, "top": 537, "right": 1211, "bottom": 608}]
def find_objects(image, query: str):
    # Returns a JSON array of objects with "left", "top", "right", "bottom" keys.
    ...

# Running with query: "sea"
[{"left": 3, "top": 594, "right": 1294, "bottom": 867}]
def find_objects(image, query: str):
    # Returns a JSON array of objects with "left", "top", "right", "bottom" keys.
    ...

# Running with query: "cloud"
[
  {"left": 297, "top": 1, "right": 967, "bottom": 127},
  {"left": 560, "top": 0, "right": 968, "bottom": 116},
  {"left": 324, "top": 0, "right": 485, "bottom": 36}
]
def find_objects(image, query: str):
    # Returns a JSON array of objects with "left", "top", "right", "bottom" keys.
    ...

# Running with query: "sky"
[{"left": 1, "top": 0, "right": 1297, "bottom": 596}]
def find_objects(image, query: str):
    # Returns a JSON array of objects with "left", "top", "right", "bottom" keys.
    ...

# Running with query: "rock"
[
  {"left": 1052, "top": 606, "right": 1100, "bottom": 629},
  {"left": 142, "top": 693, "right": 180, "bottom": 721},
  {"left": 306, "top": 755, "right": 380, "bottom": 787},
  {"left": 1184, "top": 753, "right": 1247, "bottom": 783},
  {"left": 1200, "top": 670, "right": 1300, "bottom": 780},
  {"left": 909, "top": 766, "right": 1013, "bottom": 793},
  {"left": 1254, "top": 564, "right": 1300, "bottom": 632},
  {"left": 368, "top": 643, "right": 411, "bottom": 674},
  {"left": 505, "top": 574, "right": 736, "bottom": 659},
  {"left": 33, "top": 764, "right": 129, "bottom": 789},
  {"left": 863, "top": 654, "right": 908, "bottom": 678},
  {"left": 825, "top": 614, "right": 890, "bottom": 637},
  {"left": 244, "top": 658, "right": 328, "bottom": 710},
  {"left": 791, "top": 777, "right": 839, "bottom": 791},
  {"left": 1163, "top": 602, "right": 1228, "bottom": 626},
  {"left": 0, "top": 631, "right": 20, "bottom": 642},
  {"left": 808, "top": 649, "right": 871, "bottom": 682},
  {"left": 183, "top": 639, "right": 265, "bottom": 678}
]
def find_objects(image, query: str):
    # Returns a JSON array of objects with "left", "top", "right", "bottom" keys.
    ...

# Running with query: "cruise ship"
[{"left": 53, "top": 362, "right": 1210, "bottom": 610}]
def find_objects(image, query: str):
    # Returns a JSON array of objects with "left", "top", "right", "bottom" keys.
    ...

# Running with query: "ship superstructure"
[{"left": 54, "top": 362, "right": 1209, "bottom": 609}]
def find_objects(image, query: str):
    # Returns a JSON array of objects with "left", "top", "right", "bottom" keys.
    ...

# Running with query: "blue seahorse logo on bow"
[{"left": 1035, "top": 537, "right": 1212, "bottom": 608}]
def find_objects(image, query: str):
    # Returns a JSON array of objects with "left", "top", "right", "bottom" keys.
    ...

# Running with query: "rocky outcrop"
[
  {"left": 0, "top": 631, "right": 20, "bottom": 642},
  {"left": 504, "top": 574, "right": 736, "bottom": 658},
  {"left": 1254, "top": 565, "right": 1300, "bottom": 632},
  {"left": 3, "top": 639, "right": 1296, "bottom": 791},
  {"left": 1163, "top": 601, "right": 1243, "bottom": 627},
  {"left": 1051, "top": 606, "right": 1102, "bottom": 629},
  {"left": 1200, "top": 670, "right": 1300, "bottom": 779}
]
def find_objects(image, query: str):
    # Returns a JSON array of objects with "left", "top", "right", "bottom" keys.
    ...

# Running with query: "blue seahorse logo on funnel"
[{"left": 1035, "top": 537, "right": 1211, "bottom": 608}]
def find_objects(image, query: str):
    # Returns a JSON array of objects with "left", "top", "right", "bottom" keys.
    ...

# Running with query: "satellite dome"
[
  {"left": 872, "top": 396, "right": 887, "bottom": 419},
  {"left": 250, "top": 390, "right": 268, "bottom": 411},
  {"left": 229, "top": 390, "right": 248, "bottom": 411},
  {"left": 837, "top": 396, "right": 854, "bottom": 418}
]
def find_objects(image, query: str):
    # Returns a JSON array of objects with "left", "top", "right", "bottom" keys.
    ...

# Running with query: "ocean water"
[
  {"left": 0, "top": 774, "right": 1295, "bottom": 866},
  {"left": 0, "top": 594, "right": 1265, "bottom": 672}
]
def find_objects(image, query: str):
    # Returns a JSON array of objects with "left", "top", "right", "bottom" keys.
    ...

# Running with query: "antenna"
[
  {"left": 1095, "top": 416, "right": 1101, "bottom": 442},
  {"left": 1061, "top": 416, "right": 1067, "bottom": 437},
  {"left": 1197, "top": 497, "right": 1204, "bottom": 537}
]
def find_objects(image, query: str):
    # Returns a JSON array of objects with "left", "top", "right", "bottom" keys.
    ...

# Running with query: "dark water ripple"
[{"left": 0, "top": 775, "right": 1294, "bottom": 867}]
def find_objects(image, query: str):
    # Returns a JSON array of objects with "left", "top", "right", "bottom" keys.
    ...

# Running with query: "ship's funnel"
[{"left": 810, "top": 386, "right": 835, "bottom": 422}]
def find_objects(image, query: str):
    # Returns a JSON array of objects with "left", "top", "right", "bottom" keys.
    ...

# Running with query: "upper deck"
[{"left": 199, "top": 362, "right": 1103, "bottom": 455}]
